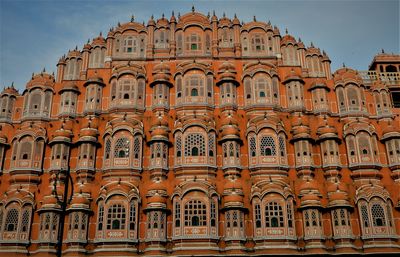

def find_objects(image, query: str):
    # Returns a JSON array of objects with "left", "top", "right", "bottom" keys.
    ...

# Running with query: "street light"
[{"left": 52, "top": 167, "right": 74, "bottom": 257}]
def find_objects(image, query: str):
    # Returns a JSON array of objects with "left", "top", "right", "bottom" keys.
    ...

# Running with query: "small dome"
[
  {"left": 220, "top": 112, "right": 239, "bottom": 127},
  {"left": 333, "top": 67, "right": 363, "bottom": 85},
  {"left": 297, "top": 39, "right": 305, "bottom": 49},
  {"left": 92, "top": 34, "right": 106, "bottom": 47},
  {"left": 223, "top": 179, "right": 243, "bottom": 191},
  {"left": 326, "top": 182, "right": 347, "bottom": 194},
  {"left": 43, "top": 195, "right": 58, "bottom": 206},
  {"left": 26, "top": 72, "right": 55, "bottom": 89},
  {"left": 67, "top": 48, "right": 81, "bottom": 58},
  {"left": 53, "top": 127, "right": 73, "bottom": 140},
  {"left": 59, "top": 82, "right": 80, "bottom": 94},
  {"left": 220, "top": 125, "right": 240, "bottom": 140},
  {"left": 148, "top": 15, "right": 156, "bottom": 26},
  {"left": 299, "top": 179, "right": 319, "bottom": 192},
  {"left": 79, "top": 127, "right": 99, "bottom": 139},
  {"left": 281, "top": 34, "right": 296, "bottom": 46},
  {"left": 1, "top": 86, "right": 19, "bottom": 96},
  {"left": 232, "top": 14, "right": 240, "bottom": 25},
  {"left": 153, "top": 61, "right": 171, "bottom": 73},
  {"left": 84, "top": 75, "right": 104, "bottom": 87},
  {"left": 305, "top": 44, "right": 322, "bottom": 56},
  {"left": 151, "top": 126, "right": 169, "bottom": 139},
  {"left": 81, "top": 117, "right": 99, "bottom": 129},
  {"left": 148, "top": 195, "right": 166, "bottom": 204},
  {"left": 224, "top": 193, "right": 243, "bottom": 203},
  {"left": 148, "top": 180, "right": 167, "bottom": 192},
  {"left": 71, "top": 194, "right": 90, "bottom": 206}
]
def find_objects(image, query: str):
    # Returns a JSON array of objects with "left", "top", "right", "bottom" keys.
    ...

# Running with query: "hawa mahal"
[{"left": 0, "top": 9, "right": 400, "bottom": 256}]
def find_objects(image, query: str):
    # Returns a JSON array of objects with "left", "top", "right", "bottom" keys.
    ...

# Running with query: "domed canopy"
[
  {"left": 26, "top": 72, "right": 55, "bottom": 90},
  {"left": 151, "top": 61, "right": 172, "bottom": 87},
  {"left": 59, "top": 82, "right": 80, "bottom": 94},
  {"left": 333, "top": 67, "right": 363, "bottom": 85},
  {"left": 281, "top": 34, "right": 297, "bottom": 46},
  {"left": 83, "top": 75, "right": 105, "bottom": 87},
  {"left": 1, "top": 85, "right": 19, "bottom": 96}
]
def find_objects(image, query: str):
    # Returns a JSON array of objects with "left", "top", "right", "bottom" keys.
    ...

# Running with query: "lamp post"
[{"left": 52, "top": 167, "right": 74, "bottom": 257}]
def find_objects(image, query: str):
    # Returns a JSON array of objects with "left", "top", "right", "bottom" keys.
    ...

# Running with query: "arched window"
[
  {"left": 175, "top": 134, "right": 182, "bottom": 158},
  {"left": 254, "top": 203, "right": 262, "bottom": 228},
  {"left": 114, "top": 138, "right": 130, "bottom": 158},
  {"left": 184, "top": 133, "right": 205, "bottom": 157},
  {"left": 265, "top": 202, "right": 284, "bottom": 227},
  {"left": 360, "top": 203, "right": 370, "bottom": 227},
  {"left": 358, "top": 197, "right": 395, "bottom": 238},
  {"left": 184, "top": 200, "right": 207, "bottom": 226},
  {"left": 107, "top": 204, "right": 126, "bottom": 230},
  {"left": 129, "top": 200, "right": 136, "bottom": 230},
  {"left": 249, "top": 135, "right": 257, "bottom": 157},
  {"left": 191, "top": 88, "right": 198, "bottom": 96},
  {"left": 104, "top": 138, "right": 111, "bottom": 160},
  {"left": 39, "top": 212, "right": 59, "bottom": 242},
  {"left": 251, "top": 34, "right": 265, "bottom": 52},
  {"left": 186, "top": 33, "right": 202, "bottom": 52},
  {"left": 154, "top": 29, "right": 169, "bottom": 48},
  {"left": 89, "top": 47, "right": 105, "bottom": 68},
  {"left": 97, "top": 204, "right": 104, "bottom": 230},
  {"left": 174, "top": 201, "right": 181, "bottom": 227},
  {"left": 371, "top": 203, "right": 386, "bottom": 227},
  {"left": 260, "top": 136, "right": 276, "bottom": 156},
  {"left": 5, "top": 208, "right": 18, "bottom": 232},
  {"left": 185, "top": 74, "right": 204, "bottom": 98}
]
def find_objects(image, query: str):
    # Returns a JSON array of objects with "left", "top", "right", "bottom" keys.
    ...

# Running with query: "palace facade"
[{"left": 0, "top": 9, "right": 400, "bottom": 256}]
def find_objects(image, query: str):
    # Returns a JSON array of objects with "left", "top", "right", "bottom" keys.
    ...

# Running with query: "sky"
[{"left": 0, "top": 0, "right": 399, "bottom": 91}]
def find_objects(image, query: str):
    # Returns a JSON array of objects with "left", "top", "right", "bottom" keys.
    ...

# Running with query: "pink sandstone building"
[{"left": 0, "top": 9, "right": 399, "bottom": 256}]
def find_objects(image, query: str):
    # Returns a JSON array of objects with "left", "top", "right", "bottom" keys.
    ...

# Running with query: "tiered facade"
[{"left": 0, "top": 10, "right": 400, "bottom": 256}]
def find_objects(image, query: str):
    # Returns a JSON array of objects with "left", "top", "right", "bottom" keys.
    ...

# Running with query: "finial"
[
  {"left": 213, "top": 10, "right": 215, "bottom": 16},
  {"left": 42, "top": 67, "right": 46, "bottom": 73},
  {"left": 310, "top": 42, "right": 314, "bottom": 47},
  {"left": 381, "top": 48, "right": 385, "bottom": 53},
  {"left": 32, "top": 72, "right": 34, "bottom": 78},
  {"left": 342, "top": 62, "right": 346, "bottom": 68},
  {"left": 207, "top": 12, "right": 210, "bottom": 19},
  {"left": 11, "top": 81, "right": 14, "bottom": 88},
  {"left": 192, "top": 5, "right": 195, "bottom": 12},
  {"left": 234, "top": 13, "right": 237, "bottom": 19},
  {"left": 142, "top": 21, "right": 145, "bottom": 26},
  {"left": 162, "top": 13, "right": 164, "bottom": 19},
  {"left": 267, "top": 20, "right": 271, "bottom": 25},
  {"left": 131, "top": 15, "right": 134, "bottom": 22},
  {"left": 172, "top": 10, "right": 174, "bottom": 16},
  {"left": 99, "top": 31, "right": 102, "bottom": 37},
  {"left": 223, "top": 12, "right": 226, "bottom": 18},
  {"left": 285, "top": 28, "right": 288, "bottom": 34},
  {"left": 298, "top": 37, "right": 302, "bottom": 42},
  {"left": 151, "top": 14, "right": 154, "bottom": 20},
  {"left": 75, "top": 45, "right": 78, "bottom": 50},
  {"left": 52, "top": 71, "right": 55, "bottom": 76},
  {"left": 178, "top": 12, "right": 181, "bottom": 19},
  {"left": 117, "top": 21, "right": 121, "bottom": 26},
  {"left": 253, "top": 15, "right": 256, "bottom": 22},
  {"left": 87, "top": 38, "right": 90, "bottom": 44}
]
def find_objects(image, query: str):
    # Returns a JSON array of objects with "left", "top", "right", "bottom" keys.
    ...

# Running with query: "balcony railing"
[{"left": 358, "top": 71, "right": 400, "bottom": 86}]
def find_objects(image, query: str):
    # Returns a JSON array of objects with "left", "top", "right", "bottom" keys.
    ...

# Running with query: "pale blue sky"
[{"left": 0, "top": 0, "right": 399, "bottom": 91}]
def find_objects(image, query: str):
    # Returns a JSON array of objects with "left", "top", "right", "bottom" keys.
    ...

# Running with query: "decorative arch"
[{"left": 172, "top": 180, "right": 219, "bottom": 239}]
